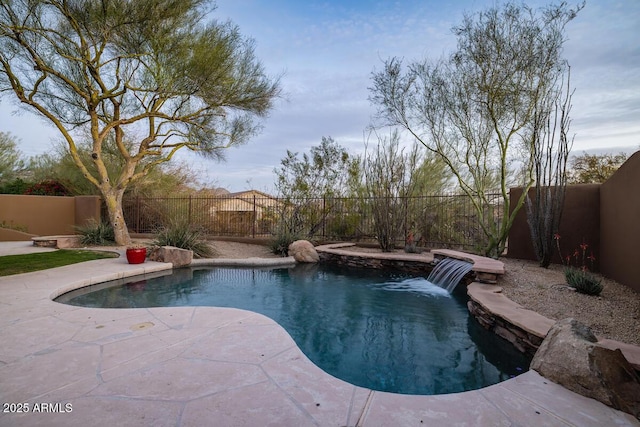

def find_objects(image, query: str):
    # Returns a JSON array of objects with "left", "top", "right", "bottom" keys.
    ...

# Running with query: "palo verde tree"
[
  {"left": 369, "top": 2, "right": 582, "bottom": 257},
  {"left": 0, "top": 0, "right": 280, "bottom": 245}
]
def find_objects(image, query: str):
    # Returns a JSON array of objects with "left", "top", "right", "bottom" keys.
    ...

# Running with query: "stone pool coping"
[
  {"left": 0, "top": 241, "right": 638, "bottom": 426},
  {"left": 315, "top": 243, "right": 504, "bottom": 282}
]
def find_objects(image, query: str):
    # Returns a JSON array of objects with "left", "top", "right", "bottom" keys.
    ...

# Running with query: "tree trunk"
[{"left": 102, "top": 189, "right": 131, "bottom": 246}]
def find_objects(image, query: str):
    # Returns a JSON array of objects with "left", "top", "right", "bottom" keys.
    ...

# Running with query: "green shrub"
[
  {"left": 404, "top": 232, "right": 422, "bottom": 254},
  {"left": 152, "top": 222, "right": 215, "bottom": 258},
  {"left": 564, "top": 267, "right": 603, "bottom": 296},
  {"left": 404, "top": 243, "right": 422, "bottom": 254},
  {"left": 269, "top": 227, "right": 300, "bottom": 257},
  {"left": 0, "top": 178, "right": 32, "bottom": 194},
  {"left": 75, "top": 220, "right": 115, "bottom": 246}
]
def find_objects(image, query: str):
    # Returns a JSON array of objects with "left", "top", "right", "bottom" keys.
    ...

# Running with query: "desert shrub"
[
  {"left": 269, "top": 227, "right": 301, "bottom": 257},
  {"left": 152, "top": 222, "right": 215, "bottom": 258},
  {"left": 75, "top": 220, "right": 115, "bottom": 246},
  {"left": 24, "top": 179, "right": 71, "bottom": 196},
  {"left": 403, "top": 232, "right": 422, "bottom": 254},
  {"left": 564, "top": 267, "right": 603, "bottom": 296},
  {"left": 556, "top": 236, "right": 602, "bottom": 296},
  {"left": 0, "top": 178, "right": 32, "bottom": 194}
]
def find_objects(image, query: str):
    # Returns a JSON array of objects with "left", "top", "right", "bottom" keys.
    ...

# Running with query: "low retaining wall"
[
  {"left": 317, "top": 251, "right": 436, "bottom": 275},
  {"left": 466, "top": 282, "right": 555, "bottom": 356},
  {"left": 315, "top": 243, "right": 503, "bottom": 282},
  {"left": 467, "top": 298, "right": 546, "bottom": 356},
  {"left": 316, "top": 243, "right": 436, "bottom": 275}
]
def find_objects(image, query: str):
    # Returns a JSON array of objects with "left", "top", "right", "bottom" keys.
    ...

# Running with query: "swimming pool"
[{"left": 55, "top": 263, "right": 530, "bottom": 395}]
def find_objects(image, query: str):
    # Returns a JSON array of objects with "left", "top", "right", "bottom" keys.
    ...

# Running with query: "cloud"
[{"left": 1, "top": 0, "right": 638, "bottom": 192}]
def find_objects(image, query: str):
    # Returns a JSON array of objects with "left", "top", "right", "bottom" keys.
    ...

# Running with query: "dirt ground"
[{"left": 206, "top": 240, "right": 640, "bottom": 346}]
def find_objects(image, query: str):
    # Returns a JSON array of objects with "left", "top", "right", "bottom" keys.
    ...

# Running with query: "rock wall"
[
  {"left": 467, "top": 299, "right": 545, "bottom": 356},
  {"left": 318, "top": 251, "right": 435, "bottom": 275}
]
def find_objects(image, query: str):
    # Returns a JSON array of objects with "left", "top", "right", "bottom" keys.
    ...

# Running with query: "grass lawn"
[{"left": 0, "top": 250, "right": 119, "bottom": 276}]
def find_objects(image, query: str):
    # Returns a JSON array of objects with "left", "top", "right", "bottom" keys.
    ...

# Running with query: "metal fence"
[{"left": 122, "top": 193, "right": 504, "bottom": 252}]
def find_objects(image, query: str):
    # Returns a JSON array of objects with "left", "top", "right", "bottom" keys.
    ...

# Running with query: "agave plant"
[{"left": 152, "top": 221, "right": 215, "bottom": 258}]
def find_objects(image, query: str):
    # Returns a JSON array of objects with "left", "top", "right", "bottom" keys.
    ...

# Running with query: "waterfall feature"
[{"left": 427, "top": 257, "right": 474, "bottom": 293}]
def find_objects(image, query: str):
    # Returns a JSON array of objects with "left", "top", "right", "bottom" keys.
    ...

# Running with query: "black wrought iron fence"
[{"left": 121, "top": 193, "right": 503, "bottom": 252}]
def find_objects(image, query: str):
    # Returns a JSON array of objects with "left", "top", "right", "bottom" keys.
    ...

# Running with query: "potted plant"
[{"left": 126, "top": 244, "right": 147, "bottom": 264}]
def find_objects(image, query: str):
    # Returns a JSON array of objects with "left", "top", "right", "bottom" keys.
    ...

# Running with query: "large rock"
[
  {"left": 148, "top": 246, "right": 193, "bottom": 268},
  {"left": 288, "top": 240, "right": 319, "bottom": 263},
  {"left": 531, "top": 318, "right": 640, "bottom": 419}
]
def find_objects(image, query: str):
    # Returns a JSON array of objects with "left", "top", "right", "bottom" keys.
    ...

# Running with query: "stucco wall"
[
  {"left": 600, "top": 151, "right": 640, "bottom": 293},
  {"left": 0, "top": 195, "right": 100, "bottom": 238},
  {"left": 0, "top": 228, "right": 38, "bottom": 242},
  {"left": 507, "top": 184, "right": 601, "bottom": 269}
]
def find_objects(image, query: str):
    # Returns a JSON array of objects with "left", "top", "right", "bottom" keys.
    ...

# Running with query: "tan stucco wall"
[
  {"left": 0, "top": 228, "right": 38, "bottom": 241},
  {"left": 508, "top": 151, "right": 640, "bottom": 292},
  {"left": 507, "top": 184, "right": 601, "bottom": 269},
  {"left": 75, "top": 196, "right": 101, "bottom": 228},
  {"left": 600, "top": 151, "right": 640, "bottom": 293},
  {"left": 0, "top": 195, "right": 100, "bottom": 237}
]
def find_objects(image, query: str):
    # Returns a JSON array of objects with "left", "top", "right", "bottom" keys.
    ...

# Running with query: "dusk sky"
[{"left": 1, "top": 0, "right": 638, "bottom": 192}]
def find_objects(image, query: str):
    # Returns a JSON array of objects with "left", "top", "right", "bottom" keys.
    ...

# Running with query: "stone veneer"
[
  {"left": 466, "top": 283, "right": 554, "bottom": 356},
  {"left": 316, "top": 243, "right": 436, "bottom": 275}
]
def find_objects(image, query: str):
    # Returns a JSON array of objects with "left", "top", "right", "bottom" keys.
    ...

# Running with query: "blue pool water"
[{"left": 55, "top": 264, "right": 530, "bottom": 395}]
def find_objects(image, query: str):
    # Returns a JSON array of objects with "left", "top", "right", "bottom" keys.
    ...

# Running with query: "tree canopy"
[
  {"left": 273, "top": 136, "right": 360, "bottom": 238},
  {"left": 0, "top": 0, "right": 280, "bottom": 244},
  {"left": 369, "top": 1, "right": 582, "bottom": 257},
  {"left": 0, "top": 131, "right": 24, "bottom": 182},
  {"left": 567, "top": 151, "right": 629, "bottom": 184}
]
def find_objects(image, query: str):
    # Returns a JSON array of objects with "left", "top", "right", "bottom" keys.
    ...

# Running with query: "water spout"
[{"left": 427, "top": 257, "right": 473, "bottom": 293}]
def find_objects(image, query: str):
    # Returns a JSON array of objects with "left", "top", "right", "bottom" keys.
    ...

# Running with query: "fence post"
[
  {"left": 403, "top": 196, "right": 408, "bottom": 245},
  {"left": 188, "top": 195, "right": 192, "bottom": 225},
  {"left": 252, "top": 195, "right": 256, "bottom": 238},
  {"left": 322, "top": 196, "right": 326, "bottom": 239},
  {"left": 135, "top": 195, "right": 141, "bottom": 233}
]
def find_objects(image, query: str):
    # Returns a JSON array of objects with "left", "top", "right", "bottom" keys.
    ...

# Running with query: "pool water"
[{"left": 55, "top": 264, "right": 530, "bottom": 395}]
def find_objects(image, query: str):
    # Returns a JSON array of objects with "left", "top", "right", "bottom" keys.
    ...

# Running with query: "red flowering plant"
[
  {"left": 404, "top": 231, "right": 422, "bottom": 254},
  {"left": 24, "top": 180, "right": 71, "bottom": 196},
  {"left": 554, "top": 234, "right": 602, "bottom": 295}
]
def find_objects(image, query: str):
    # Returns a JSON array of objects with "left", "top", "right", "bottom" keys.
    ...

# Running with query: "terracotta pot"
[{"left": 126, "top": 247, "right": 147, "bottom": 264}]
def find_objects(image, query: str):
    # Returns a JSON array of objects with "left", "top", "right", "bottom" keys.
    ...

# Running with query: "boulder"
[
  {"left": 288, "top": 240, "right": 319, "bottom": 263},
  {"left": 531, "top": 318, "right": 640, "bottom": 419},
  {"left": 148, "top": 246, "right": 193, "bottom": 268}
]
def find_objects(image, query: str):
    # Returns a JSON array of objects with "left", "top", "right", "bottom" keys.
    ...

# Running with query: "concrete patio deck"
[{"left": 0, "top": 242, "right": 638, "bottom": 426}]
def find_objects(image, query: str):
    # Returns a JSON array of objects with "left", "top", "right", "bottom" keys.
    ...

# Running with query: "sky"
[{"left": 1, "top": 0, "right": 639, "bottom": 193}]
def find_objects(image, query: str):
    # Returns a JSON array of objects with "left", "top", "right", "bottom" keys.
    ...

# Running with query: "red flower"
[
  {"left": 580, "top": 242, "right": 588, "bottom": 251},
  {"left": 554, "top": 233, "right": 561, "bottom": 240},
  {"left": 587, "top": 253, "right": 596, "bottom": 262}
]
